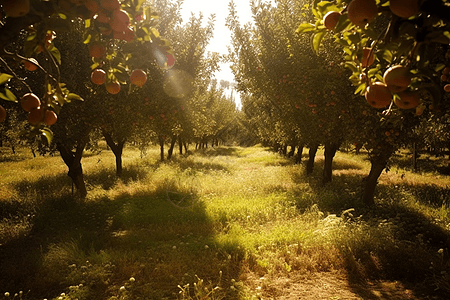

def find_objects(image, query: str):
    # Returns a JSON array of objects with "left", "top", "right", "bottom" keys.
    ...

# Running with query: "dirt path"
[{"left": 248, "top": 272, "right": 435, "bottom": 300}]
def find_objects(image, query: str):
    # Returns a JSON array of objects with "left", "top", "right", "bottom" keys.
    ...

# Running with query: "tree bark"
[
  {"left": 295, "top": 144, "right": 304, "bottom": 164},
  {"left": 179, "top": 136, "right": 183, "bottom": 155},
  {"left": 167, "top": 135, "right": 177, "bottom": 160},
  {"left": 57, "top": 141, "right": 87, "bottom": 198},
  {"left": 102, "top": 131, "right": 126, "bottom": 177},
  {"left": 159, "top": 136, "right": 165, "bottom": 161},
  {"left": 306, "top": 143, "right": 319, "bottom": 175},
  {"left": 322, "top": 141, "right": 340, "bottom": 184},
  {"left": 362, "top": 147, "right": 393, "bottom": 206}
]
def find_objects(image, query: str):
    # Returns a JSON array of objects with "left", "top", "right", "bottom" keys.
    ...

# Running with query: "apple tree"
[
  {"left": 297, "top": 0, "right": 450, "bottom": 204},
  {"left": 0, "top": 0, "right": 172, "bottom": 140}
]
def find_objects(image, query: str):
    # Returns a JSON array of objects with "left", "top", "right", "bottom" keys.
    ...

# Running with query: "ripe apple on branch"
[
  {"left": 296, "top": 0, "right": 450, "bottom": 116},
  {"left": 0, "top": 0, "right": 176, "bottom": 143}
]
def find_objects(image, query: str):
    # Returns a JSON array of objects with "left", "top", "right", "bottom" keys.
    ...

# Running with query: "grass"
[{"left": 0, "top": 144, "right": 449, "bottom": 299}]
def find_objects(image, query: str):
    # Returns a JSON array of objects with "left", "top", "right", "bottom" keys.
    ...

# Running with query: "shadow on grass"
[
  {"left": 0, "top": 167, "right": 244, "bottom": 300},
  {"left": 83, "top": 163, "right": 153, "bottom": 190},
  {"left": 389, "top": 152, "right": 450, "bottom": 175},
  {"left": 0, "top": 147, "right": 35, "bottom": 163},
  {"left": 199, "top": 146, "right": 241, "bottom": 157},
  {"left": 171, "top": 155, "right": 232, "bottom": 173},
  {"left": 292, "top": 155, "right": 450, "bottom": 299}
]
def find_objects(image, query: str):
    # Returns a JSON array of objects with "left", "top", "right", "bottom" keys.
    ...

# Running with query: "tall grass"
[{"left": 0, "top": 145, "right": 449, "bottom": 299}]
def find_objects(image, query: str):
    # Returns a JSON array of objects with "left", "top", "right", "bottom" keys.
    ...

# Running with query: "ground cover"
[{"left": 0, "top": 145, "right": 449, "bottom": 299}]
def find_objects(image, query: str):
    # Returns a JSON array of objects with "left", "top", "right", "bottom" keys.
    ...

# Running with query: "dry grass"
[{"left": 0, "top": 145, "right": 449, "bottom": 300}]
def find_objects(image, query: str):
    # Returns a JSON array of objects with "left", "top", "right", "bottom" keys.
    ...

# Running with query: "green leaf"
[
  {"left": 0, "top": 87, "right": 17, "bottom": 102},
  {"left": 344, "top": 62, "right": 358, "bottom": 73},
  {"left": 150, "top": 27, "right": 160, "bottom": 38},
  {"left": 26, "top": 32, "right": 37, "bottom": 42},
  {"left": 40, "top": 128, "right": 53, "bottom": 145},
  {"left": 0, "top": 73, "right": 13, "bottom": 86},
  {"left": 66, "top": 93, "right": 84, "bottom": 101},
  {"left": 334, "top": 16, "right": 351, "bottom": 33},
  {"left": 295, "top": 23, "right": 315, "bottom": 33},
  {"left": 50, "top": 47, "right": 61, "bottom": 65},
  {"left": 312, "top": 30, "right": 326, "bottom": 53},
  {"left": 381, "top": 49, "right": 393, "bottom": 64},
  {"left": 83, "top": 32, "right": 92, "bottom": 44},
  {"left": 316, "top": 1, "right": 339, "bottom": 17},
  {"left": 354, "top": 83, "right": 366, "bottom": 95}
]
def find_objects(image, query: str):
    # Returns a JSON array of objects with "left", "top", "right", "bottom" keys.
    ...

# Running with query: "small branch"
[
  {"left": 0, "top": 56, "right": 32, "bottom": 93},
  {"left": 0, "top": 48, "right": 60, "bottom": 89}
]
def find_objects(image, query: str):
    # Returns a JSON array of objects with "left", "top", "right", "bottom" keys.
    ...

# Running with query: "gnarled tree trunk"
[
  {"left": 57, "top": 141, "right": 87, "bottom": 198},
  {"left": 306, "top": 143, "right": 319, "bottom": 175},
  {"left": 102, "top": 131, "right": 126, "bottom": 177},
  {"left": 322, "top": 141, "right": 340, "bottom": 184},
  {"left": 362, "top": 146, "right": 393, "bottom": 206}
]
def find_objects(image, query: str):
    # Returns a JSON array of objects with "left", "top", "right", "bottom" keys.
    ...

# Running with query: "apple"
[
  {"left": 2, "top": 0, "right": 30, "bottom": 18},
  {"left": 347, "top": 0, "right": 378, "bottom": 27},
  {"left": 88, "top": 42, "right": 106, "bottom": 58},
  {"left": 394, "top": 90, "right": 421, "bottom": 109},
  {"left": 100, "top": 0, "right": 120, "bottom": 11},
  {"left": 28, "top": 107, "right": 44, "bottom": 125},
  {"left": 130, "top": 69, "right": 147, "bottom": 86},
  {"left": 323, "top": 11, "right": 341, "bottom": 31},
  {"left": 365, "top": 82, "right": 392, "bottom": 108},
  {"left": 20, "top": 93, "right": 41, "bottom": 112},
  {"left": 44, "top": 110, "right": 58, "bottom": 125},
  {"left": 22, "top": 58, "right": 38, "bottom": 71},
  {"left": 106, "top": 81, "right": 121, "bottom": 94},
  {"left": 91, "top": 68, "right": 107, "bottom": 85},
  {"left": 383, "top": 65, "right": 412, "bottom": 93},
  {"left": 389, "top": 0, "right": 419, "bottom": 18}
]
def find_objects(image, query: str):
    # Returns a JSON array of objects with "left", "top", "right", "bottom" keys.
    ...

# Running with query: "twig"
[{"left": 0, "top": 56, "right": 32, "bottom": 93}]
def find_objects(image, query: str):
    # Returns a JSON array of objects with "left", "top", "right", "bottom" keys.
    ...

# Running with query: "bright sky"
[{"left": 180, "top": 0, "right": 255, "bottom": 105}]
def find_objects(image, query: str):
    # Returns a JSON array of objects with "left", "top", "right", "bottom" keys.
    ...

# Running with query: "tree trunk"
[
  {"left": 306, "top": 143, "right": 319, "bottom": 175},
  {"left": 179, "top": 137, "right": 183, "bottom": 155},
  {"left": 322, "top": 141, "right": 340, "bottom": 184},
  {"left": 102, "top": 131, "right": 126, "bottom": 177},
  {"left": 362, "top": 148, "right": 393, "bottom": 206},
  {"left": 57, "top": 141, "right": 87, "bottom": 198},
  {"left": 167, "top": 135, "right": 177, "bottom": 160},
  {"left": 159, "top": 136, "right": 165, "bottom": 161},
  {"left": 295, "top": 144, "right": 304, "bottom": 164},
  {"left": 412, "top": 142, "right": 418, "bottom": 171}
]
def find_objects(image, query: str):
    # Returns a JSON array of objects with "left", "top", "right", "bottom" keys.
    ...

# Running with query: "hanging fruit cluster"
[{"left": 0, "top": 0, "right": 176, "bottom": 136}]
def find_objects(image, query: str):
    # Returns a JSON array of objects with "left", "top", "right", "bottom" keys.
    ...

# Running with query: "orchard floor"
[
  {"left": 1, "top": 145, "right": 449, "bottom": 300},
  {"left": 249, "top": 272, "right": 422, "bottom": 299}
]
